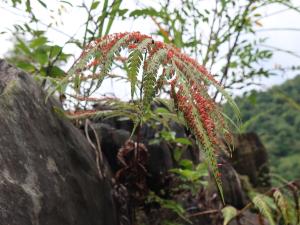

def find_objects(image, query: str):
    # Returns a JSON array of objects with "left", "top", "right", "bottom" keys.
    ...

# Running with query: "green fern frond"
[
  {"left": 128, "top": 49, "right": 143, "bottom": 99},
  {"left": 142, "top": 70, "right": 156, "bottom": 108},
  {"left": 273, "top": 189, "right": 291, "bottom": 225},
  {"left": 252, "top": 194, "right": 276, "bottom": 225},
  {"left": 127, "top": 38, "right": 155, "bottom": 100},
  {"left": 142, "top": 48, "right": 167, "bottom": 109}
]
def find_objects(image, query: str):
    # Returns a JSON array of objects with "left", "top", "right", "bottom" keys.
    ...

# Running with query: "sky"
[
  {"left": 0, "top": 0, "right": 300, "bottom": 99},
  {"left": 252, "top": 1, "right": 300, "bottom": 90}
]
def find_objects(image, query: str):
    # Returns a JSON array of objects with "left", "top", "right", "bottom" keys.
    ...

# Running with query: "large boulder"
[{"left": 0, "top": 60, "right": 118, "bottom": 225}]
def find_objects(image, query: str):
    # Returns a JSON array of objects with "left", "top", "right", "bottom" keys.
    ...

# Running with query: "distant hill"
[{"left": 225, "top": 75, "right": 300, "bottom": 181}]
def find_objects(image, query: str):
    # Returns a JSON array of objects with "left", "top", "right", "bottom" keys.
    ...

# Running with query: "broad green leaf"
[
  {"left": 195, "top": 163, "right": 208, "bottom": 176},
  {"left": 170, "top": 168, "right": 201, "bottom": 181},
  {"left": 222, "top": 205, "right": 237, "bottom": 225},
  {"left": 17, "top": 38, "right": 31, "bottom": 55},
  {"left": 160, "top": 131, "right": 176, "bottom": 141},
  {"left": 30, "top": 37, "right": 48, "bottom": 48},
  {"left": 49, "top": 45, "right": 62, "bottom": 59},
  {"left": 16, "top": 61, "right": 36, "bottom": 72},
  {"left": 174, "top": 137, "right": 192, "bottom": 146},
  {"left": 173, "top": 147, "right": 182, "bottom": 162},
  {"left": 179, "top": 159, "right": 193, "bottom": 170},
  {"left": 91, "top": 1, "right": 100, "bottom": 10},
  {"left": 48, "top": 66, "right": 65, "bottom": 78},
  {"left": 155, "top": 107, "right": 170, "bottom": 114},
  {"left": 33, "top": 48, "right": 48, "bottom": 65}
]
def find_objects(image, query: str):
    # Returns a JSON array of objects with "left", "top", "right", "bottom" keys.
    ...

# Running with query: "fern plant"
[
  {"left": 50, "top": 32, "right": 239, "bottom": 201},
  {"left": 222, "top": 181, "right": 300, "bottom": 225}
]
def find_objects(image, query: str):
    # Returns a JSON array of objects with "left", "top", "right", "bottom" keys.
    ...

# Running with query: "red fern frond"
[{"left": 55, "top": 32, "right": 240, "bottom": 201}]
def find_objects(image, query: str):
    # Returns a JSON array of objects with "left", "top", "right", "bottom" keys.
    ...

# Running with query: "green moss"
[
  {"left": 0, "top": 79, "right": 19, "bottom": 114},
  {"left": 0, "top": 79, "right": 18, "bottom": 98}
]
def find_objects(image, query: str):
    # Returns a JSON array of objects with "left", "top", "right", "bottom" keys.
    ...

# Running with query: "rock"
[
  {"left": 229, "top": 133, "right": 271, "bottom": 189},
  {"left": 89, "top": 123, "right": 131, "bottom": 173},
  {"left": 87, "top": 123, "right": 174, "bottom": 193},
  {"left": 219, "top": 157, "right": 248, "bottom": 208},
  {"left": 90, "top": 119, "right": 202, "bottom": 188},
  {"left": 0, "top": 60, "right": 118, "bottom": 225}
]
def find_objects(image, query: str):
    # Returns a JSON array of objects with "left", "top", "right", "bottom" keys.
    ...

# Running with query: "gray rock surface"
[{"left": 0, "top": 60, "right": 118, "bottom": 225}]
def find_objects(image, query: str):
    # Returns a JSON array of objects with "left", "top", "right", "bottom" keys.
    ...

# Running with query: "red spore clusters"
[{"left": 76, "top": 32, "right": 233, "bottom": 181}]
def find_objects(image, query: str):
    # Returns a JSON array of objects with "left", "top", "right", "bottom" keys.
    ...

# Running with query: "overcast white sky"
[{"left": 0, "top": 0, "right": 300, "bottom": 98}]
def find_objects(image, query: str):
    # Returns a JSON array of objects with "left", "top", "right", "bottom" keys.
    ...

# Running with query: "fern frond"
[
  {"left": 155, "top": 66, "right": 172, "bottom": 94},
  {"left": 273, "top": 189, "right": 291, "bottom": 225},
  {"left": 142, "top": 48, "right": 167, "bottom": 109},
  {"left": 94, "top": 34, "right": 131, "bottom": 91},
  {"left": 172, "top": 54, "right": 240, "bottom": 124},
  {"left": 127, "top": 37, "right": 155, "bottom": 100},
  {"left": 128, "top": 49, "right": 143, "bottom": 99},
  {"left": 252, "top": 194, "right": 276, "bottom": 225},
  {"left": 171, "top": 65, "right": 224, "bottom": 201},
  {"left": 56, "top": 32, "right": 239, "bottom": 202},
  {"left": 170, "top": 55, "right": 239, "bottom": 154}
]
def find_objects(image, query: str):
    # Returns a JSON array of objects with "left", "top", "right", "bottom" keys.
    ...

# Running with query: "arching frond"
[
  {"left": 273, "top": 189, "right": 291, "bottom": 225},
  {"left": 52, "top": 32, "right": 240, "bottom": 201},
  {"left": 252, "top": 194, "right": 276, "bottom": 225}
]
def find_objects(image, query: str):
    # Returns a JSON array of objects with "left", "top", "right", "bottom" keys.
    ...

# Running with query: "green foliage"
[
  {"left": 7, "top": 31, "right": 69, "bottom": 78},
  {"left": 147, "top": 192, "right": 190, "bottom": 224},
  {"left": 142, "top": 48, "right": 167, "bottom": 109},
  {"left": 273, "top": 189, "right": 291, "bottom": 224},
  {"left": 222, "top": 183, "right": 300, "bottom": 225},
  {"left": 252, "top": 194, "right": 276, "bottom": 225},
  {"left": 171, "top": 163, "right": 208, "bottom": 195},
  {"left": 146, "top": 160, "right": 209, "bottom": 224},
  {"left": 3, "top": 0, "right": 129, "bottom": 90}
]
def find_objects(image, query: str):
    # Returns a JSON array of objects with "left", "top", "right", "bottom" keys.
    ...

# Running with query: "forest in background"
[{"left": 227, "top": 75, "right": 300, "bottom": 182}]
